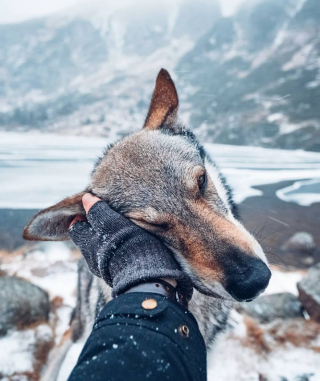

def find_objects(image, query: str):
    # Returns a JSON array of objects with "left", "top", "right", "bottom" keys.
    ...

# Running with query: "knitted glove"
[{"left": 69, "top": 201, "right": 193, "bottom": 299}]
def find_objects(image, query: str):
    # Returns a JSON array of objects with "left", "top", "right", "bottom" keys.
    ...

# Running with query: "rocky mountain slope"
[
  {"left": 179, "top": 0, "right": 320, "bottom": 151},
  {"left": 0, "top": 0, "right": 319, "bottom": 150}
]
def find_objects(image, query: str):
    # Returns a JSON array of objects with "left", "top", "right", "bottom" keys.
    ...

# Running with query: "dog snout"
[{"left": 225, "top": 256, "right": 271, "bottom": 302}]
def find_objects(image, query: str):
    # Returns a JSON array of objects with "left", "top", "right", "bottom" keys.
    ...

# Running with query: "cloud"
[
  {"left": 0, "top": 0, "right": 246, "bottom": 24},
  {"left": 220, "top": 0, "right": 246, "bottom": 16},
  {"left": 0, "top": 0, "right": 83, "bottom": 24}
]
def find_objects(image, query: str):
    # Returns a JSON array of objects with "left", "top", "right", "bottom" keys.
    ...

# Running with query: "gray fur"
[
  {"left": 68, "top": 126, "right": 236, "bottom": 347},
  {"left": 25, "top": 70, "right": 269, "bottom": 379}
]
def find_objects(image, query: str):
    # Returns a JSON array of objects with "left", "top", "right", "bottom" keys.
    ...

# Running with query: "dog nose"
[{"left": 226, "top": 256, "right": 271, "bottom": 302}]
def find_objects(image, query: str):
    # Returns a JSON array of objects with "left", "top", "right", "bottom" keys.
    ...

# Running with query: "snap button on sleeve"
[
  {"left": 179, "top": 325, "right": 190, "bottom": 338},
  {"left": 142, "top": 299, "right": 158, "bottom": 310}
]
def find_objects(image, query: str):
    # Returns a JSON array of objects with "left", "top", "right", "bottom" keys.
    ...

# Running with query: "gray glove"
[{"left": 69, "top": 201, "right": 193, "bottom": 299}]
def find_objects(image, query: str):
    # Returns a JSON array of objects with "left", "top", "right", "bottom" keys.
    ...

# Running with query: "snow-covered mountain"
[
  {"left": 0, "top": 0, "right": 319, "bottom": 150},
  {"left": 178, "top": 0, "right": 320, "bottom": 151},
  {"left": 0, "top": 0, "right": 220, "bottom": 140}
]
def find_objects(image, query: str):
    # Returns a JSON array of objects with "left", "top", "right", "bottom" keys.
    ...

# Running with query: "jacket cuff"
[{"left": 112, "top": 268, "right": 193, "bottom": 301}]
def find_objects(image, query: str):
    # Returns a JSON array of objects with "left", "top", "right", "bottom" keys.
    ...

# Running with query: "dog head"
[{"left": 24, "top": 69, "right": 271, "bottom": 302}]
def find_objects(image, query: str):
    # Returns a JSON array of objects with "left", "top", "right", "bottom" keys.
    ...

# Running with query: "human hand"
[{"left": 69, "top": 194, "right": 192, "bottom": 298}]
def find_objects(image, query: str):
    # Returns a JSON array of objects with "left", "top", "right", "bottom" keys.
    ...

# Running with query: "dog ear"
[
  {"left": 143, "top": 68, "right": 179, "bottom": 130},
  {"left": 23, "top": 192, "right": 86, "bottom": 241}
]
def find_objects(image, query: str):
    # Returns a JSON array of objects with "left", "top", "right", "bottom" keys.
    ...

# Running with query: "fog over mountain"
[{"left": 0, "top": 0, "right": 319, "bottom": 151}]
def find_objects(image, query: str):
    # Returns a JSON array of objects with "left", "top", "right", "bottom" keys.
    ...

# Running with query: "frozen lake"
[{"left": 1, "top": 131, "right": 320, "bottom": 209}]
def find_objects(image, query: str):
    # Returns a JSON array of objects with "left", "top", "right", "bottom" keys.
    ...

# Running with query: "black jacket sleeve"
[{"left": 68, "top": 292, "right": 207, "bottom": 381}]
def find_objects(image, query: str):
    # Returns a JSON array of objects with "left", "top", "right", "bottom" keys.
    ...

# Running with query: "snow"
[
  {"left": 55, "top": 305, "right": 74, "bottom": 344},
  {"left": 1, "top": 132, "right": 320, "bottom": 209},
  {"left": 57, "top": 342, "right": 84, "bottom": 381},
  {"left": 1, "top": 242, "right": 78, "bottom": 307},
  {"left": 36, "top": 323, "right": 54, "bottom": 343},
  {"left": 277, "top": 179, "right": 320, "bottom": 206},
  {"left": 205, "top": 144, "right": 320, "bottom": 204},
  {"left": 263, "top": 269, "right": 304, "bottom": 296},
  {"left": 282, "top": 44, "right": 314, "bottom": 71},
  {"left": 0, "top": 330, "right": 35, "bottom": 375},
  {"left": 267, "top": 112, "right": 284, "bottom": 123},
  {"left": 0, "top": 324, "right": 52, "bottom": 376},
  {"left": 208, "top": 335, "right": 320, "bottom": 381}
]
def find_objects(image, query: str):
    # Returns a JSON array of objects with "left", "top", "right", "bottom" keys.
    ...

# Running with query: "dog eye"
[{"left": 197, "top": 173, "right": 206, "bottom": 191}]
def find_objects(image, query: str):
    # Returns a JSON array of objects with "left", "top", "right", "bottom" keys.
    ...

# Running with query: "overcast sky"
[{"left": 0, "top": 0, "right": 245, "bottom": 24}]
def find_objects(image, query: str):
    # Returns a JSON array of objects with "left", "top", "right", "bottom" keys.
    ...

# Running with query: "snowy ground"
[
  {"left": 0, "top": 243, "right": 79, "bottom": 379},
  {"left": 1, "top": 131, "right": 320, "bottom": 209},
  {"left": 0, "top": 242, "right": 318, "bottom": 381},
  {"left": 208, "top": 328, "right": 320, "bottom": 381},
  {"left": 0, "top": 324, "right": 53, "bottom": 378}
]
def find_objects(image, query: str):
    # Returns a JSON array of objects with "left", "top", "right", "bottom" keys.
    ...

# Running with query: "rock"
[
  {"left": 240, "top": 293, "right": 303, "bottom": 323},
  {"left": 0, "top": 275, "right": 50, "bottom": 336},
  {"left": 298, "top": 263, "right": 320, "bottom": 322},
  {"left": 281, "top": 232, "right": 315, "bottom": 254},
  {"left": 280, "top": 232, "right": 316, "bottom": 268}
]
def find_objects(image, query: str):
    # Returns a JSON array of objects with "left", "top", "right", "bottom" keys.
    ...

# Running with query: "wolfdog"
[{"left": 24, "top": 69, "right": 271, "bottom": 378}]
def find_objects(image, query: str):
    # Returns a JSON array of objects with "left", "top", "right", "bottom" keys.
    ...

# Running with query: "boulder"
[
  {"left": 240, "top": 292, "right": 303, "bottom": 323},
  {"left": 281, "top": 232, "right": 315, "bottom": 254},
  {"left": 298, "top": 263, "right": 320, "bottom": 322},
  {"left": 0, "top": 275, "right": 50, "bottom": 336}
]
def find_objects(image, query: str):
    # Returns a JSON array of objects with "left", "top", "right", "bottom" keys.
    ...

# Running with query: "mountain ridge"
[{"left": 0, "top": 0, "right": 319, "bottom": 151}]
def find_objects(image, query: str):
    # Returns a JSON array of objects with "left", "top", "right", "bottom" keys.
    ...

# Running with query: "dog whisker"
[
  {"left": 259, "top": 229, "right": 279, "bottom": 244},
  {"left": 264, "top": 251, "right": 288, "bottom": 271}
]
